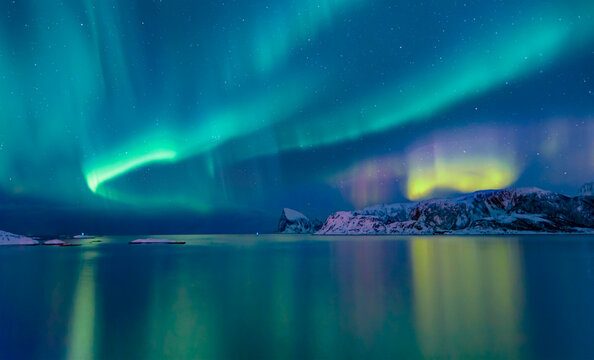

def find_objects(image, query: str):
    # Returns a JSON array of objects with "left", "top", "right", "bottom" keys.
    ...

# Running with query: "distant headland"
[{"left": 281, "top": 185, "right": 594, "bottom": 235}]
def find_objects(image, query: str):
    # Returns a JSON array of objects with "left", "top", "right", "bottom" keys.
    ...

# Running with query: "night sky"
[{"left": 1, "top": 0, "right": 593, "bottom": 235}]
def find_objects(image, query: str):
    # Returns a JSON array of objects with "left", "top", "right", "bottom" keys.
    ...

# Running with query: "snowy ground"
[{"left": 0, "top": 231, "right": 39, "bottom": 246}]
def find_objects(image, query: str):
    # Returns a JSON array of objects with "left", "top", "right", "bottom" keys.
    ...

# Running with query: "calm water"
[{"left": 1, "top": 235, "right": 593, "bottom": 359}]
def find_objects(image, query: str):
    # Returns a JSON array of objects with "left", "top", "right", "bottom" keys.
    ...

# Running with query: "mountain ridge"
[{"left": 315, "top": 187, "right": 594, "bottom": 235}]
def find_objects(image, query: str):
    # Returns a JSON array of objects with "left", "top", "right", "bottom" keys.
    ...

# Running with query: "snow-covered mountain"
[
  {"left": 317, "top": 188, "right": 594, "bottom": 235},
  {"left": 0, "top": 230, "right": 39, "bottom": 245},
  {"left": 580, "top": 182, "right": 593, "bottom": 196},
  {"left": 278, "top": 208, "right": 323, "bottom": 234}
]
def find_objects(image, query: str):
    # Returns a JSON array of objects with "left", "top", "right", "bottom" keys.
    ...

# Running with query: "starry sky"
[{"left": 1, "top": 0, "right": 593, "bottom": 235}]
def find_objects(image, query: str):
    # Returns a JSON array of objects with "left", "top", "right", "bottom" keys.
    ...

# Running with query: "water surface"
[{"left": 1, "top": 235, "right": 593, "bottom": 359}]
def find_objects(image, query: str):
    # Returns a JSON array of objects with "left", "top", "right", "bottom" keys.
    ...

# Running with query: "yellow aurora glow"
[{"left": 406, "top": 156, "right": 518, "bottom": 200}]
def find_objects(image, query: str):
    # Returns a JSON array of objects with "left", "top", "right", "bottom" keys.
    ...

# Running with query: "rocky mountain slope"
[
  {"left": 278, "top": 208, "right": 323, "bottom": 234},
  {"left": 316, "top": 188, "right": 594, "bottom": 235}
]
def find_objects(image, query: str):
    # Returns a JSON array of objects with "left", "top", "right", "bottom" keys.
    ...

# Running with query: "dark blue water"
[{"left": 1, "top": 235, "right": 593, "bottom": 359}]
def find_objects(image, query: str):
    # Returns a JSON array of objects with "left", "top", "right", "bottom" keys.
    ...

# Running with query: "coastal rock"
[
  {"left": 317, "top": 188, "right": 594, "bottom": 235},
  {"left": 278, "top": 208, "right": 323, "bottom": 234},
  {"left": 43, "top": 239, "right": 66, "bottom": 246},
  {"left": 129, "top": 238, "right": 185, "bottom": 244},
  {"left": 0, "top": 230, "right": 39, "bottom": 245},
  {"left": 579, "top": 182, "right": 593, "bottom": 196}
]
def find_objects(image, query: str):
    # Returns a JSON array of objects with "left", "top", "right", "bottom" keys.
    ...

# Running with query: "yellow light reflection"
[
  {"left": 67, "top": 251, "right": 99, "bottom": 360},
  {"left": 410, "top": 238, "right": 526, "bottom": 358}
]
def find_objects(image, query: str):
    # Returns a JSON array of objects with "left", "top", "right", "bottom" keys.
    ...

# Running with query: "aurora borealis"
[{"left": 1, "top": 0, "right": 593, "bottom": 234}]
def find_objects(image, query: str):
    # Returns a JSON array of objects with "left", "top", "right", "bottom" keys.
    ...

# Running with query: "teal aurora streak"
[{"left": 1, "top": 0, "right": 593, "bottom": 216}]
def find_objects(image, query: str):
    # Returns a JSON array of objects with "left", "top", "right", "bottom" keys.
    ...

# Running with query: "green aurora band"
[{"left": 1, "top": 0, "right": 593, "bottom": 211}]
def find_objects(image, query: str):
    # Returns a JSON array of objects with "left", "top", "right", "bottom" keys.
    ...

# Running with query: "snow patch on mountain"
[
  {"left": 0, "top": 230, "right": 39, "bottom": 245},
  {"left": 317, "top": 188, "right": 594, "bottom": 235},
  {"left": 278, "top": 208, "right": 323, "bottom": 234}
]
